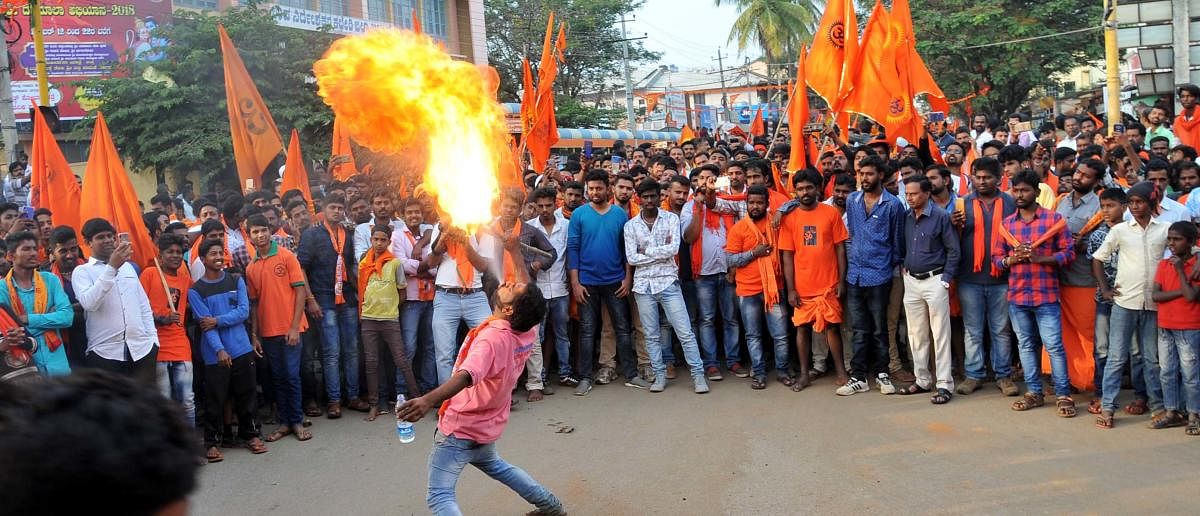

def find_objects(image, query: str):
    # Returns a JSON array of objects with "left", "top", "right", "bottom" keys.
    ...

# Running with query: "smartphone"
[
  {"left": 583, "top": 141, "right": 593, "bottom": 158},
  {"left": 118, "top": 232, "right": 131, "bottom": 245},
  {"left": 1112, "top": 124, "right": 1125, "bottom": 134},
  {"left": 611, "top": 155, "right": 622, "bottom": 165},
  {"left": 713, "top": 176, "right": 731, "bottom": 192},
  {"left": 928, "top": 111, "right": 946, "bottom": 122},
  {"left": 1012, "top": 121, "right": 1032, "bottom": 133}
]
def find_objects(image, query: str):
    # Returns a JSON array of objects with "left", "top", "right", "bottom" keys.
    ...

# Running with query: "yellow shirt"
[
  {"left": 361, "top": 259, "right": 406, "bottom": 321},
  {"left": 1036, "top": 183, "right": 1057, "bottom": 210}
]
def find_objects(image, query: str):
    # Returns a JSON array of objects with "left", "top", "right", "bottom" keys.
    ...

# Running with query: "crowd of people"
[{"left": 2, "top": 88, "right": 1200, "bottom": 490}]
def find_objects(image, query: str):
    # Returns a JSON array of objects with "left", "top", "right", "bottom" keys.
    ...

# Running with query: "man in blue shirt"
[
  {"left": 838, "top": 155, "right": 905, "bottom": 396},
  {"left": 567, "top": 170, "right": 644, "bottom": 395}
]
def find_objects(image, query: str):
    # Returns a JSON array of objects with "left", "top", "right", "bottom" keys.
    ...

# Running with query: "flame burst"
[{"left": 314, "top": 29, "right": 506, "bottom": 228}]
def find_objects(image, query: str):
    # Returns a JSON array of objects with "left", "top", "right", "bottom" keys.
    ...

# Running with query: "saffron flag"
[
  {"left": 890, "top": 0, "right": 949, "bottom": 115},
  {"left": 281, "top": 129, "right": 313, "bottom": 211},
  {"left": 411, "top": 8, "right": 422, "bottom": 33},
  {"left": 749, "top": 106, "right": 765, "bottom": 137},
  {"left": 678, "top": 125, "right": 696, "bottom": 145},
  {"left": 219, "top": 24, "right": 282, "bottom": 194},
  {"left": 787, "top": 47, "right": 811, "bottom": 171},
  {"left": 807, "top": 0, "right": 859, "bottom": 114},
  {"left": 330, "top": 117, "right": 358, "bottom": 180},
  {"left": 524, "top": 15, "right": 564, "bottom": 173},
  {"left": 29, "top": 107, "right": 80, "bottom": 232},
  {"left": 79, "top": 113, "right": 157, "bottom": 268},
  {"left": 843, "top": 1, "right": 920, "bottom": 144}
]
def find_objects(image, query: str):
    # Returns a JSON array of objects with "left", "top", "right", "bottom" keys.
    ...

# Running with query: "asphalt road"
[{"left": 192, "top": 374, "right": 1200, "bottom": 515}]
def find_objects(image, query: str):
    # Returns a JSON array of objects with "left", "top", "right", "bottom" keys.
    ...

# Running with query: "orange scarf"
[
  {"left": 0, "top": 304, "right": 28, "bottom": 363},
  {"left": 745, "top": 216, "right": 780, "bottom": 309},
  {"left": 324, "top": 221, "right": 347, "bottom": 304},
  {"left": 971, "top": 197, "right": 1005, "bottom": 276},
  {"left": 1052, "top": 192, "right": 1068, "bottom": 210},
  {"left": 958, "top": 147, "right": 976, "bottom": 196},
  {"left": 493, "top": 218, "right": 521, "bottom": 284},
  {"left": 689, "top": 191, "right": 745, "bottom": 277},
  {"left": 357, "top": 248, "right": 395, "bottom": 309},
  {"left": 403, "top": 230, "right": 435, "bottom": 301},
  {"left": 1176, "top": 110, "right": 1200, "bottom": 149},
  {"left": 446, "top": 240, "right": 476, "bottom": 288},
  {"left": 1078, "top": 210, "right": 1105, "bottom": 237},
  {"left": 6, "top": 271, "right": 62, "bottom": 351},
  {"left": 438, "top": 316, "right": 500, "bottom": 418}
]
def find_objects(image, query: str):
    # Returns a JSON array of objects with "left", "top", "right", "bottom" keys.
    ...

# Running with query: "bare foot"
[
  {"left": 365, "top": 406, "right": 380, "bottom": 421},
  {"left": 835, "top": 374, "right": 850, "bottom": 387},
  {"left": 527, "top": 389, "right": 544, "bottom": 402}
]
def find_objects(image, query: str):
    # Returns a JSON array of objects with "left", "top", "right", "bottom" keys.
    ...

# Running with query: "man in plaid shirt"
[{"left": 992, "top": 169, "right": 1076, "bottom": 417}]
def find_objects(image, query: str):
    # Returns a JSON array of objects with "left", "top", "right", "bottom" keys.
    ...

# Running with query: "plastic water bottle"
[{"left": 396, "top": 394, "right": 415, "bottom": 443}]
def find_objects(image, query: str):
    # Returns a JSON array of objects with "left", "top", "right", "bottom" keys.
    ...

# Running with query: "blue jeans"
[
  {"left": 1158, "top": 329, "right": 1200, "bottom": 413},
  {"left": 263, "top": 336, "right": 303, "bottom": 426},
  {"left": 657, "top": 280, "right": 698, "bottom": 366},
  {"left": 577, "top": 283, "right": 635, "bottom": 380},
  {"left": 156, "top": 360, "right": 195, "bottom": 427},
  {"left": 739, "top": 294, "right": 790, "bottom": 377},
  {"left": 1009, "top": 303, "right": 1069, "bottom": 396},
  {"left": 432, "top": 290, "right": 492, "bottom": 384},
  {"left": 428, "top": 430, "right": 562, "bottom": 516},
  {"left": 319, "top": 304, "right": 360, "bottom": 403},
  {"left": 1102, "top": 306, "right": 1158, "bottom": 412},
  {"left": 539, "top": 296, "right": 571, "bottom": 376},
  {"left": 1093, "top": 302, "right": 1112, "bottom": 397},
  {"left": 847, "top": 282, "right": 891, "bottom": 380},
  {"left": 958, "top": 282, "right": 1014, "bottom": 380},
  {"left": 635, "top": 282, "right": 704, "bottom": 379},
  {"left": 401, "top": 300, "right": 437, "bottom": 392},
  {"left": 695, "top": 273, "right": 741, "bottom": 368}
]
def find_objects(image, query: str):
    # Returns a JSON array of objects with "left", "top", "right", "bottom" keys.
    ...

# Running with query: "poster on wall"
[{"left": 6, "top": 0, "right": 173, "bottom": 122}]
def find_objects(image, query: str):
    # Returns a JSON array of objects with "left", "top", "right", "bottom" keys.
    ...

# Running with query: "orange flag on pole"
[
  {"left": 807, "top": 0, "right": 858, "bottom": 115},
  {"left": 890, "top": 0, "right": 949, "bottom": 115},
  {"left": 678, "top": 125, "right": 696, "bottom": 145},
  {"left": 787, "top": 46, "right": 811, "bottom": 171},
  {"left": 219, "top": 24, "right": 282, "bottom": 194},
  {"left": 749, "top": 106, "right": 765, "bottom": 137},
  {"left": 843, "top": 1, "right": 919, "bottom": 145},
  {"left": 524, "top": 15, "right": 564, "bottom": 173},
  {"left": 411, "top": 8, "right": 422, "bottom": 33},
  {"left": 79, "top": 112, "right": 157, "bottom": 268},
  {"left": 281, "top": 129, "right": 314, "bottom": 211},
  {"left": 29, "top": 107, "right": 80, "bottom": 232},
  {"left": 330, "top": 117, "right": 358, "bottom": 181}
]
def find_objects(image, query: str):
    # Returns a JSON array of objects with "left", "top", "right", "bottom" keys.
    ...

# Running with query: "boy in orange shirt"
[
  {"left": 1149, "top": 221, "right": 1200, "bottom": 433},
  {"left": 778, "top": 169, "right": 851, "bottom": 391},
  {"left": 140, "top": 233, "right": 194, "bottom": 426},
  {"left": 725, "top": 185, "right": 789, "bottom": 390}
]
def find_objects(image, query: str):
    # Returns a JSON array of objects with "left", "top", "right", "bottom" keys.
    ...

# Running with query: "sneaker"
[
  {"left": 665, "top": 364, "right": 677, "bottom": 379},
  {"left": 638, "top": 365, "right": 656, "bottom": 383},
  {"left": 693, "top": 376, "right": 710, "bottom": 394},
  {"left": 706, "top": 366, "right": 724, "bottom": 381},
  {"left": 542, "top": 382, "right": 555, "bottom": 396},
  {"left": 729, "top": 363, "right": 750, "bottom": 378},
  {"left": 956, "top": 378, "right": 981, "bottom": 395},
  {"left": 595, "top": 367, "right": 616, "bottom": 385},
  {"left": 573, "top": 379, "right": 593, "bottom": 396},
  {"left": 877, "top": 373, "right": 896, "bottom": 395},
  {"left": 836, "top": 377, "right": 869, "bottom": 396},
  {"left": 997, "top": 377, "right": 1019, "bottom": 396},
  {"left": 558, "top": 375, "right": 580, "bottom": 388},
  {"left": 624, "top": 376, "right": 652, "bottom": 390},
  {"left": 650, "top": 376, "right": 666, "bottom": 393}
]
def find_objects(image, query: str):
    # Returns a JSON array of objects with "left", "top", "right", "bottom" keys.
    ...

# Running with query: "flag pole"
[{"left": 152, "top": 257, "right": 177, "bottom": 314}]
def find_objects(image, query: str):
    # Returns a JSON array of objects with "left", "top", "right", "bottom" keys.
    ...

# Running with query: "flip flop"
[
  {"left": 264, "top": 426, "right": 293, "bottom": 442},
  {"left": 245, "top": 437, "right": 269, "bottom": 454}
]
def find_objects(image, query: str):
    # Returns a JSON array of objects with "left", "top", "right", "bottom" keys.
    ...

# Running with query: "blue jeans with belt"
[{"left": 427, "top": 430, "right": 563, "bottom": 516}]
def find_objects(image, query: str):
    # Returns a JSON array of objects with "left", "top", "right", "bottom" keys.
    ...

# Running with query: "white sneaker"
[
  {"left": 836, "top": 377, "right": 869, "bottom": 396},
  {"left": 877, "top": 373, "right": 896, "bottom": 395}
]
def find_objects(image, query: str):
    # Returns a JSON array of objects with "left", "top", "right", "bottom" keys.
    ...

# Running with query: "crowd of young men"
[{"left": 3, "top": 90, "right": 1200, "bottom": 481}]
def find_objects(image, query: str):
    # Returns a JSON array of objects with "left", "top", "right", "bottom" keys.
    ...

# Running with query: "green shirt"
[{"left": 360, "top": 259, "right": 406, "bottom": 321}]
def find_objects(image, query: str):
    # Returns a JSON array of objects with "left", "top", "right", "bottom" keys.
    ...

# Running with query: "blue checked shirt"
[{"left": 845, "top": 190, "right": 906, "bottom": 287}]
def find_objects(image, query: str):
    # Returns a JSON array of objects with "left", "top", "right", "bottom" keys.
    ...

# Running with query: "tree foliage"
[
  {"left": 910, "top": 0, "right": 1103, "bottom": 116},
  {"left": 716, "top": 0, "right": 820, "bottom": 64},
  {"left": 74, "top": 3, "right": 337, "bottom": 184},
  {"left": 485, "top": 0, "right": 660, "bottom": 128}
]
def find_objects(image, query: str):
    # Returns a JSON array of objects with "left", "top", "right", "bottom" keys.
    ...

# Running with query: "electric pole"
[
  {"left": 619, "top": 16, "right": 636, "bottom": 131},
  {"left": 713, "top": 49, "right": 728, "bottom": 122},
  {"left": 0, "top": 15, "right": 18, "bottom": 162}
]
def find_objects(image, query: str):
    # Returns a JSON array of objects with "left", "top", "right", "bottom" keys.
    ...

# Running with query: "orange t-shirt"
[
  {"left": 777, "top": 202, "right": 849, "bottom": 296},
  {"left": 724, "top": 215, "right": 774, "bottom": 297},
  {"left": 139, "top": 266, "right": 192, "bottom": 362},
  {"left": 246, "top": 243, "right": 309, "bottom": 338},
  {"left": 768, "top": 189, "right": 791, "bottom": 212}
]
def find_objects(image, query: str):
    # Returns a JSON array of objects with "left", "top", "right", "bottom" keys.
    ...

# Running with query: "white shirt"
[
  {"left": 355, "top": 216, "right": 405, "bottom": 262},
  {"left": 1091, "top": 217, "right": 1170, "bottom": 311},
  {"left": 72, "top": 258, "right": 158, "bottom": 361},
  {"left": 971, "top": 129, "right": 992, "bottom": 152},
  {"left": 624, "top": 210, "right": 682, "bottom": 295},
  {"left": 528, "top": 214, "right": 569, "bottom": 299},
  {"left": 680, "top": 200, "right": 728, "bottom": 276},
  {"left": 392, "top": 223, "right": 439, "bottom": 301},
  {"left": 433, "top": 233, "right": 496, "bottom": 289}
]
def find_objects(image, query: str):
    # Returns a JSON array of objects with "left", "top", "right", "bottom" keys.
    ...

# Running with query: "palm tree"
[{"left": 717, "top": 0, "right": 820, "bottom": 64}]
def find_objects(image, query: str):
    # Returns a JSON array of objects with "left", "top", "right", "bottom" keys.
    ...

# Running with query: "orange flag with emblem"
[
  {"left": 330, "top": 117, "right": 358, "bottom": 180},
  {"left": 787, "top": 47, "right": 811, "bottom": 171},
  {"left": 843, "top": 1, "right": 919, "bottom": 145},
  {"left": 29, "top": 106, "right": 80, "bottom": 233},
  {"left": 79, "top": 113, "right": 157, "bottom": 268},
  {"left": 890, "top": 0, "right": 949, "bottom": 115},
  {"left": 281, "top": 129, "right": 314, "bottom": 211},
  {"left": 219, "top": 24, "right": 282, "bottom": 194},
  {"left": 807, "top": 0, "right": 858, "bottom": 115}
]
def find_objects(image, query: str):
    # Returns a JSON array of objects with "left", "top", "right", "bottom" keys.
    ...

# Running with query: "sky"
[{"left": 629, "top": 0, "right": 762, "bottom": 71}]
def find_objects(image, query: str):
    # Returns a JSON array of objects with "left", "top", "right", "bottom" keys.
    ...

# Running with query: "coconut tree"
[{"left": 717, "top": 0, "right": 820, "bottom": 63}]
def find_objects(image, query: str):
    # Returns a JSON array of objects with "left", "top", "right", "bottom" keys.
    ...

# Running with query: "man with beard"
[
  {"left": 926, "top": 165, "right": 957, "bottom": 211},
  {"left": 1058, "top": 115, "right": 1081, "bottom": 150},
  {"left": 744, "top": 159, "right": 791, "bottom": 210},
  {"left": 353, "top": 190, "right": 403, "bottom": 262},
  {"left": 1148, "top": 136, "right": 1172, "bottom": 162},
  {"left": 955, "top": 127, "right": 974, "bottom": 151},
  {"left": 942, "top": 141, "right": 969, "bottom": 196},
  {"left": 612, "top": 174, "right": 639, "bottom": 219},
  {"left": 1056, "top": 158, "right": 1105, "bottom": 398},
  {"left": 971, "top": 114, "right": 993, "bottom": 152},
  {"left": 780, "top": 169, "right": 851, "bottom": 390},
  {"left": 1175, "top": 161, "right": 1199, "bottom": 214},
  {"left": 44, "top": 226, "right": 86, "bottom": 368},
  {"left": 822, "top": 173, "right": 854, "bottom": 227},
  {"left": 1174, "top": 84, "right": 1200, "bottom": 150},
  {"left": 1144, "top": 104, "right": 1178, "bottom": 147},
  {"left": 725, "top": 184, "right": 790, "bottom": 390}
]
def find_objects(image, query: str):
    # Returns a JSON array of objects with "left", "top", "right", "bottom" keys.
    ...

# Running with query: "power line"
[{"left": 959, "top": 25, "right": 1103, "bottom": 49}]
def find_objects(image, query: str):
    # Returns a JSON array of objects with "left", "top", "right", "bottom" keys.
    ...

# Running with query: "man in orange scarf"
[
  {"left": 426, "top": 215, "right": 496, "bottom": 386},
  {"left": 0, "top": 231, "right": 73, "bottom": 377},
  {"left": 1053, "top": 159, "right": 1104, "bottom": 393},
  {"left": 297, "top": 194, "right": 368, "bottom": 418},
  {"left": 724, "top": 185, "right": 788, "bottom": 391}
]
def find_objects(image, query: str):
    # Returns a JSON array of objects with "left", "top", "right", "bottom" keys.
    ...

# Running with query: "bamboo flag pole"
[{"left": 152, "top": 257, "right": 177, "bottom": 314}]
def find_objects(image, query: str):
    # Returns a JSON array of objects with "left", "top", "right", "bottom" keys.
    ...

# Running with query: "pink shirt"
[{"left": 438, "top": 319, "right": 537, "bottom": 443}]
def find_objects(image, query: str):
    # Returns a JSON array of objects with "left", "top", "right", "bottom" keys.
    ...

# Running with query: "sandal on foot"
[
  {"left": 304, "top": 402, "right": 322, "bottom": 418},
  {"left": 346, "top": 399, "right": 371, "bottom": 412},
  {"left": 1056, "top": 396, "right": 1077, "bottom": 418},
  {"left": 264, "top": 426, "right": 293, "bottom": 442},
  {"left": 1095, "top": 410, "right": 1114, "bottom": 429},
  {"left": 898, "top": 383, "right": 931, "bottom": 396},
  {"left": 930, "top": 388, "right": 952, "bottom": 405},
  {"left": 750, "top": 376, "right": 766, "bottom": 390},
  {"left": 1187, "top": 414, "right": 1200, "bottom": 436},
  {"left": 205, "top": 446, "right": 224, "bottom": 463},
  {"left": 326, "top": 403, "right": 342, "bottom": 419},
  {"left": 778, "top": 375, "right": 795, "bottom": 387},
  {"left": 1087, "top": 398, "right": 1102, "bottom": 415},
  {"left": 1011, "top": 392, "right": 1045, "bottom": 411},
  {"left": 245, "top": 437, "right": 269, "bottom": 454},
  {"left": 1148, "top": 410, "right": 1185, "bottom": 429},
  {"left": 1124, "top": 398, "right": 1148, "bottom": 416}
]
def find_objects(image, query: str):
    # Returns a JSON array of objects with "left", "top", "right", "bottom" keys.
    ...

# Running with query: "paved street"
[{"left": 193, "top": 375, "right": 1200, "bottom": 515}]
